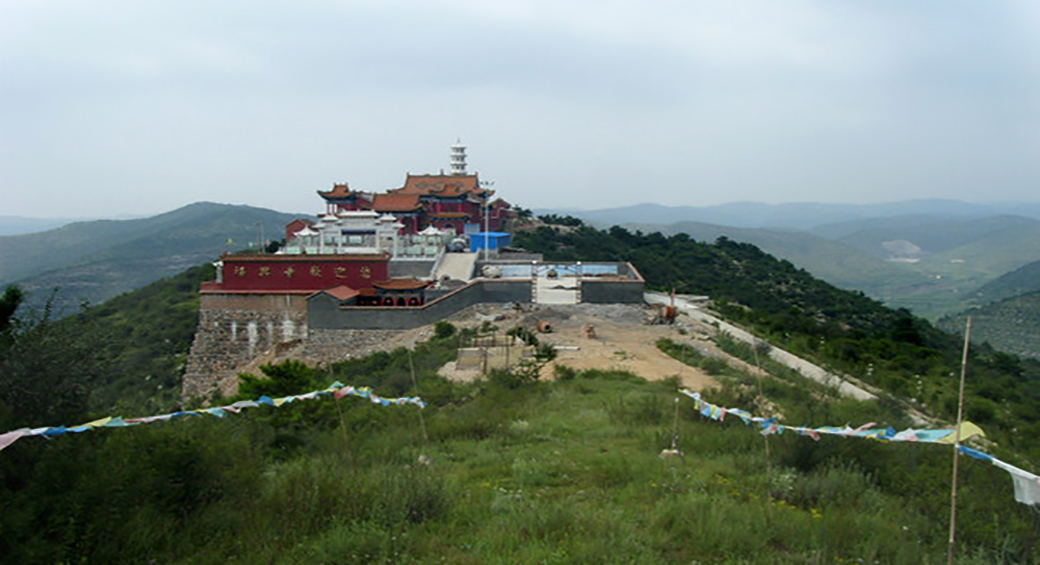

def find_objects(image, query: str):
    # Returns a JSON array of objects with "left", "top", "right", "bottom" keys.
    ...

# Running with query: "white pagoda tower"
[{"left": 450, "top": 139, "right": 467, "bottom": 175}]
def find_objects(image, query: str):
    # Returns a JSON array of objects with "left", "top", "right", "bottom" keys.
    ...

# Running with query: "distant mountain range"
[
  {"left": 6, "top": 197, "right": 1040, "bottom": 349},
  {"left": 536, "top": 200, "right": 1040, "bottom": 323},
  {"left": 0, "top": 216, "right": 91, "bottom": 236},
  {"left": 539, "top": 200, "right": 1040, "bottom": 230},
  {"left": 0, "top": 203, "right": 304, "bottom": 313}
]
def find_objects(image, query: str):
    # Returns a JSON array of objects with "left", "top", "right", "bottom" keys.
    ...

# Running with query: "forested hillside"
[
  {"left": 601, "top": 213, "right": 1040, "bottom": 320},
  {"left": 621, "top": 220, "right": 922, "bottom": 303},
  {"left": 69, "top": 264, "right": 217, "bottom": 412},
  {"left": 514, "top": 222, "right": 1040, "bottom": 459},
  {"left": 0, "top": 202, "right": 300, "bottom": 313},
  {"left": 939, "top": 292, "right": 1040, "bottom": 361},
  {"left": 969, "top": 260, "right": 1040, "bottom": 306}
]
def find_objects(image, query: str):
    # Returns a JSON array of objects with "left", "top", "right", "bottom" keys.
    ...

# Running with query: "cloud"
[{"left": 1, "top": 1, "right": 1038, "bottom": 216}]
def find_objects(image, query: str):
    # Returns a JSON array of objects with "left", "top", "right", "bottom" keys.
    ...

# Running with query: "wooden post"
[
  {"left": 752, "top": 339, "right": 773, "bottom": 523},
  {"left": 947, "top": 316, "right": 972, "bottom": 565}
]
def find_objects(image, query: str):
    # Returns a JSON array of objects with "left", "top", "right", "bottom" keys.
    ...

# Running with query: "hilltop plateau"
[{"left": 2, "top": 206, "right": 1040, "bottom": 562}]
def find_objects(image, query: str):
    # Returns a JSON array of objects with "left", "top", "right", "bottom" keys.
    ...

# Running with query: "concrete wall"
[
  {"left": 389, "top": 260, "right": 435, "bottom": 278},
  {"left": 581, "top": 279, "right": 645, "bottom": 303},
  {"left": 183, "top": 294, "right": 309, "bottom": 400},
  {"left": 308, "top": 279, "right": 531, "bottom": 330}
]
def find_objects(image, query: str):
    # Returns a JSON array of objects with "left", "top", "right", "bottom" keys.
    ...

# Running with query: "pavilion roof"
[
  {"left": 389, "top": 174, "right": 492, "bottom": 199},
  {"left": 318, "top": 183, "right": 366, "bottom": 200},
  {"left": 317, "top": 285, "right": 360, "bottom": 301},
  {"left": 371, "top": 193, "right": 422, "bottom": 212},
  {"left": 372, "top": 278, "right": 430, "bottom": 291}
]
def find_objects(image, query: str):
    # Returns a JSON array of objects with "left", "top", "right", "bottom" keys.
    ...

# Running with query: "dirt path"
[
  {"left": 435, "top": 303, "right": 718, "bottom": 390},
  {"left": 646, "top": 292, "right": 878, "bottom": 401},
  {"left": 534, "top": 310, "right": 716, "bottom": 390}
]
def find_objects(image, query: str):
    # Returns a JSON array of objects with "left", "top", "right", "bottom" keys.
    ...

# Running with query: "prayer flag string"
[
  {"left": 680, "top": 389, "right": 1040, "bottom": 506},
  {"left": 0, "top": 382, "right": 426, "bottom": 452}
]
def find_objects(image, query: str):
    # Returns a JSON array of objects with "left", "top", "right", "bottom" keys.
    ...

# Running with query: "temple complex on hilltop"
[
  {"left": 314, "top": 141, "right": 514, "bottom": 236},
  {"left": 184, "top": 142, "right": 644, "bottom": 400}
]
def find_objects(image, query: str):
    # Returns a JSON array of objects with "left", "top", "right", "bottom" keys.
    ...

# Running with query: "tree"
[
  {"left": 0, "top": 289, "right": 107, "bottom": 429},
  {"left": 0, "top": 285, "right": 23, "bottom": 334}
]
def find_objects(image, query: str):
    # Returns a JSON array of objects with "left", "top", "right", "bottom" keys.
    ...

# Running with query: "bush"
[
  {"left": 433, "top": 321, "right": 456, "bottom": 339},
  {"left": 553, "top": 364, "right": 577, "bottom": 381},
  {"left": 488, "top": 368, "right": 533, "bottom": 390}
]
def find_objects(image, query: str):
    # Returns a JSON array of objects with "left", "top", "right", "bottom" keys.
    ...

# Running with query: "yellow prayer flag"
[{"left": 936, "top": 421, "right": 986, "bottom": 444}]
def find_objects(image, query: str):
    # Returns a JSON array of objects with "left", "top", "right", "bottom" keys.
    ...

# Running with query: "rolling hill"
[
  {"left": 965, "top": 258, "right": 1040, "bottom": 306},
  {"left": 0, "top": 202, "right": 304, "bottom": 312},
  {"left": 0, "top": 216, "right": 86, "bottom": 236},
  {"left": 547, "top": 199, "right": 1040, "bottom": 230},
  {"left": 619, "top": 220, "right": 926, "bottom": 300},
  {"left": 560, "top": 210, "right": 1040, "bottom": 320},
  {"left": 937, "top": 291, "right": 1040, "bottom": 360}
]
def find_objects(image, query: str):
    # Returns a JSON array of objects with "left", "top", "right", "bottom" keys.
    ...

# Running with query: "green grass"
[{"left": 5, "top": 358, "right": 1036, "bottom": 564}]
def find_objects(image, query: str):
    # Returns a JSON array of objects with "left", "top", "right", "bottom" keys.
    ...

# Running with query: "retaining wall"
[
  {"left": 308, "top": 279, "right": 532, "bottom": 330},
  {"left": 182, "top": 294, "right": 308, "bottom": 400},
  {"left": 581, "top": 279, "right": 645, "bottom": 304}
]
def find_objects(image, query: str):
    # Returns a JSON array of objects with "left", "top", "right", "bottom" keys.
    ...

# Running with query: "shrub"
[
  {"left": 488, "top": 368, "right": 532, "bottom": 390},
  {"left": 433, "top": 321, "right": 456, "bottom": 339},
  {"left": 553, "top": 364, "right": 577, "bottom": 381}
]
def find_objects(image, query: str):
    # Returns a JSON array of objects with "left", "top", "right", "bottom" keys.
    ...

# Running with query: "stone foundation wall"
[
  {"left": 183, "top": 263, "right": 645, "bottom": 400},
  {"left": 182, "top": 294, "right": 308, "bottom": 400},
  {"left": 303, "top": 328, "right": 407, "bottom": 366}
]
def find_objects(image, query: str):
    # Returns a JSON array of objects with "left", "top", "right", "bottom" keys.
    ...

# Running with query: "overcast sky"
[{"left": 3, "top": 0, "right": 1039, "bottom": 218}]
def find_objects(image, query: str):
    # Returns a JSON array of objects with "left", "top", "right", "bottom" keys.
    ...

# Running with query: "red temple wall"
[{"left": 218, "top": 255, "right": 388, "bottom": 292}]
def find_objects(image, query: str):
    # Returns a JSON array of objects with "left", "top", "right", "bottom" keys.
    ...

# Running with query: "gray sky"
[{"left": 3, "top": 0, "right": 1039, "bottom": 218}]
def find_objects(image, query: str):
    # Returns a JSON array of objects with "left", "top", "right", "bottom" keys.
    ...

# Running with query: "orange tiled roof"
[
  {"left": 321, "top": 285, "right": 360, "bottom": 301},
  {"left": 389, "top": 174, "right": 491, "bottom": 199},
  {"left": 372, "top": 278, "right": 430, "bottom": 291},
  {"left": 318, "top": 183, "right": 361, "bottom": 199},
  {"left": 371, "top": 193, "right": 422, "bottom": 212}
]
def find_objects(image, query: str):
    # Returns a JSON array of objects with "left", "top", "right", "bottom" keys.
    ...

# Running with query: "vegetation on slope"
[
  {"left": 938, "top": 292, "right": 1040, "bottom": 361},
  {"left": 67, "top": 264, "right": 216, "bottom": 412},
  {"left": 610, "top": 214, "right": 1040, "bottom": 320},
  {"left": 2, "top": 320, "right": 1038, "bottom": 563},
  {"left": 623, "top": 220, "right": 919, "bottom": 302},
  {"left": 0, "top": 202, "right": 300, "bottom": 312},
  {"left": 2, "top": 217, "right": 1040, "bottom": 561},
  {"left": 514, "top": 223, "right": 1040, "bottom": 460},
  {"left": 968, "top": 259, "right": 1040, "bottom": 306}
]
